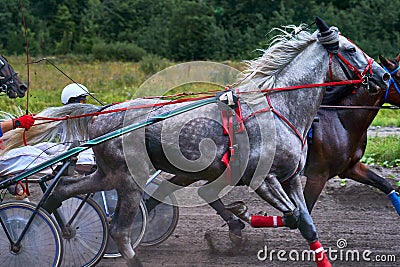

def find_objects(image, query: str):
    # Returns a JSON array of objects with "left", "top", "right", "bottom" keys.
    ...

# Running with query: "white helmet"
[{"left": 61, "top": 83, "right": 90, "bottom": 104}]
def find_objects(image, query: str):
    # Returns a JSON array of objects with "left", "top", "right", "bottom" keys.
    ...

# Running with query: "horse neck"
[
  {"left": 387, "top": 87, "right": 400, "bottom": 106},
  {"left": 331, "top": 87, "right": 384, "bottom": 132},
  {"left": 271, "top": 53, "right": 329, "bottom": 136},
  {"left": 238, "top": 40, "right": 331, "bottom": 138}
]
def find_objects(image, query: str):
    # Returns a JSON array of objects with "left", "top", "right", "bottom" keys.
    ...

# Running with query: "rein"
[
  {"left": 33, "top": 95, "right": 213, "bottom": 125},
  {"left": 33, "top": 79, "right": 364, "bottom": 126},
  {"left": 30, "top": 39, "right": 376, "bottom": 152},
  {"left": 320, "top": 105, "right": 399, "bottom": 110},
  {"left": 18, "top": 0, "right": 30, "bottom": 115},
  {"left": 249, "top": 48, "right": 373, "bottom": 148}
]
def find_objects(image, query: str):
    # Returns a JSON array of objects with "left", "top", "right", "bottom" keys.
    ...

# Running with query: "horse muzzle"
[
  {"left": 364, "top": 71, "right": 390, "bottom": 95},
  {"left": 3, "top": 82, "right": 28, "bottom": 98}
]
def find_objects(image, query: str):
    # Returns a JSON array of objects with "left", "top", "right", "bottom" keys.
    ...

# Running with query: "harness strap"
[
  {"left": 218, "top": 90, "right": 244, "bottom": 185},
  {"left": 264, "top": 94, "right": 307, "bottom": 149},
  {"left": 34, "top": 95, "right": 213, "bottom": 125}
]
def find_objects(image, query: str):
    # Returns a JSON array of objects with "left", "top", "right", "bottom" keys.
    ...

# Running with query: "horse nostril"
[
  {"left": 20, "top": 84, "right": 28, "bottom": 92},
  {"left": 382, "top": 72, "right": 391, "bottom": 82}
]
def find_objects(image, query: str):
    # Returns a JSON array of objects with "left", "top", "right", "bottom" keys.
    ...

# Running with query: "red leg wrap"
[
  {"left": 309, "top": 241, "right": 331, "bottom": 267},
  {"left": 250, "top": 215, "right": 284, "bottom": 228}
]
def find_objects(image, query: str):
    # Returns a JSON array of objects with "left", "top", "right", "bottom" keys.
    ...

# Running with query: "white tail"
[{"left": 1, "top": 103, "right": 101, "bottom": 155}]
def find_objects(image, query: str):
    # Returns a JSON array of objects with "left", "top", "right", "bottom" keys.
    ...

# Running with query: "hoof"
[
  {"left": 225, "top": 201, "right": 250, "bottom": 223},
  {"left": 127, "top": 255, "right": 144, "bottom": 267},
  {"left": 227, "top": 218, "right": 245, "bottom": 237},
  {"left": 229, "top": 231, "right": 246, "bottom": 247}
]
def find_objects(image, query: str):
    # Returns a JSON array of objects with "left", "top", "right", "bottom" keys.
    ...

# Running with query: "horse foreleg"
[
  {"left": 340, "top": 161, "right": 400, "bottom": 216},
  {"left": 197, "top": 181, "right": 245, "bottom": 244},
  {"left": 285, "top": 175, "right": 331, "bottom": 267},
  {"left": 245, "top": 174, "right": 299, "bottom": 229},
  {"left": 303, "top": 172, "right": 329, "bottom": 213}
]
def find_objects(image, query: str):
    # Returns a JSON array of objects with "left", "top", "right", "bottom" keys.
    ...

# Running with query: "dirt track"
[{"left": 96, "top": 166, "right": 400, "bottom": 267}]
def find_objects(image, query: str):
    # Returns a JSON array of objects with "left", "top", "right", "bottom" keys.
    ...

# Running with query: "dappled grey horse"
[{"left": 2, "top": 18, "right": 389, "bottom": 267}]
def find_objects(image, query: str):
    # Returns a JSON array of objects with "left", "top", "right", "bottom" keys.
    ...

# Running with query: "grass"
[
  {"left": 1, "top": 55, "right": 240, "bottom": 113},
  {"left": 361, "top": 136, "right": 400, "bottom": 168},
  {"left": 2, "top": 56, "right": 147, "bottom": 113},
  {"left": 371, "top": 108, "right": 400, "bottom": 127}
]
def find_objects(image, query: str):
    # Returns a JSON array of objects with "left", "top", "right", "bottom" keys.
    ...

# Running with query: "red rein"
[{"left": 32, "top": 49, "right": 370, "bottom": 151}]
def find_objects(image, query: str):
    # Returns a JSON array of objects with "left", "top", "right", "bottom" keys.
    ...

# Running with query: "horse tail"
[{"left": 1, "top": 104, "right": 101, "bottom": 154}]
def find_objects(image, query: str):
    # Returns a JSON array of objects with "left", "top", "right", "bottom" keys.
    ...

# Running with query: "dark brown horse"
[
  {"left": 303, "top": 54, "right": 400, "bottom": 214},
  {"left": 0, "top": 56, "right": 27, "bottom": 99}
]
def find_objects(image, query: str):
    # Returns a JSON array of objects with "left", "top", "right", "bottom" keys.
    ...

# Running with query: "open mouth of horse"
[
  {"left": 6, "top": 84, "right": 28, "bottom": 99},
  {"left": 366, "top": 73, "right": 390, "bottom": 94},
  {"left": 365, "top": 80, "right": 381, "bottom": 94}
]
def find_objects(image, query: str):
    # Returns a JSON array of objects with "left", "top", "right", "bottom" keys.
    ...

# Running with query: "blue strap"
[
  {"left": 384, "top": 80, "right": 392, "bottom": 103},
  {"left": 307, "top": 127, "right": 313, "bottom": 144},
  {"left": 0, "top": 124, "right": 3, "bottom": 137},
  {"left": 383, "top": 65, "right": 400, "bottom": 103},
  {"left": 389, "top": 65, "right": 400, "bottom": 74},
  {"left": 387, "top": 190, "right": 400, "bottom": 216}
]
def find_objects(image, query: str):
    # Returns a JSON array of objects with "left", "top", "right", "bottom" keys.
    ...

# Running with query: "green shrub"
[
  {"left": 139, "top": 54, "right": 171, "bottom": 76},
  {"left": 92, "top": 41, "right": 147, "bottom": 62}
]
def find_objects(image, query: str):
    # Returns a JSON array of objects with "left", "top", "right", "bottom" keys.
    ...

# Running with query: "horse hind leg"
[
  {"left": 197, "top": 180, "right": 245, "bottom": 245},
  {"left": 42, "top": 169, "right": 112, "bottom": 213},
  {"left": 109, "top": 175, "right": 144, "bottom": 267},
  {"left": 148, "top": 175, "right": 246, "bottom": 244}
]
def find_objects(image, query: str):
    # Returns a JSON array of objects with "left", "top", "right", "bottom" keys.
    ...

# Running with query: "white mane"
[{"left": 238, "top": 24, "right": 318, "bottom": 92}]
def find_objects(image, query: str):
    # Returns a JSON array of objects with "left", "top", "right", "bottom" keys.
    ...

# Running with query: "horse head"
[
  {"left": 378, "top": 54, "right": 400, "bottom": 106},
  {"left": 316, "top": 17, "right": 390, "bottom": 95},
  {"left": 0, "top": 56, "right": 27, "bottom": 98}
]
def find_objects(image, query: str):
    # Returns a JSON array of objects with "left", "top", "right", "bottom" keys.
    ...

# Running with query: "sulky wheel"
[
  {"left": 141, "top": 176, "right": 179, "bottom": 247},
  {"left": 54, "top": 196, "right": 108, "bottom": 266},
  {"left": 0, "top": 200, "right": 63, "bottom": 267}
]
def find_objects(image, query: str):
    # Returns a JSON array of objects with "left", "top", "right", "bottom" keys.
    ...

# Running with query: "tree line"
[{"left": 0, "top": 0, "right": 399, "bottom": 62}]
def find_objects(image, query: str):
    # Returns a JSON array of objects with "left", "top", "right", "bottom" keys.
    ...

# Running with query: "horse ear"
[
  {"left": 379, "top": 55, "right": 391, "bottom": 67},
  {"left": 396, "top": 54, "right": 400, "bottom": 63},
  {"left": 378, "top": 55, "right": 386, "bottom": 63},
  {"left": 316, "top": 17, "right": 339, "bottom": 53},
  {"left": 315, "top": 17, "right": 330, "bottom": 36}
]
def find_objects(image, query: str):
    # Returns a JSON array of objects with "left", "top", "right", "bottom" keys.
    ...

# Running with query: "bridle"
[
  {"left": 0, "top": 56, "right": 20, "bottom": 97},
  {"left": 383, "top": 63, "right": 400, "bottom": 102},
  {"left": 328, "top": 43, "right": 375, "bottom": 93}
]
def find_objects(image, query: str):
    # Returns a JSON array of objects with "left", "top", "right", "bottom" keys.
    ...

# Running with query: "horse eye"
[{"left": 347, "top": 47, "right": 357, "bottom": 53}]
